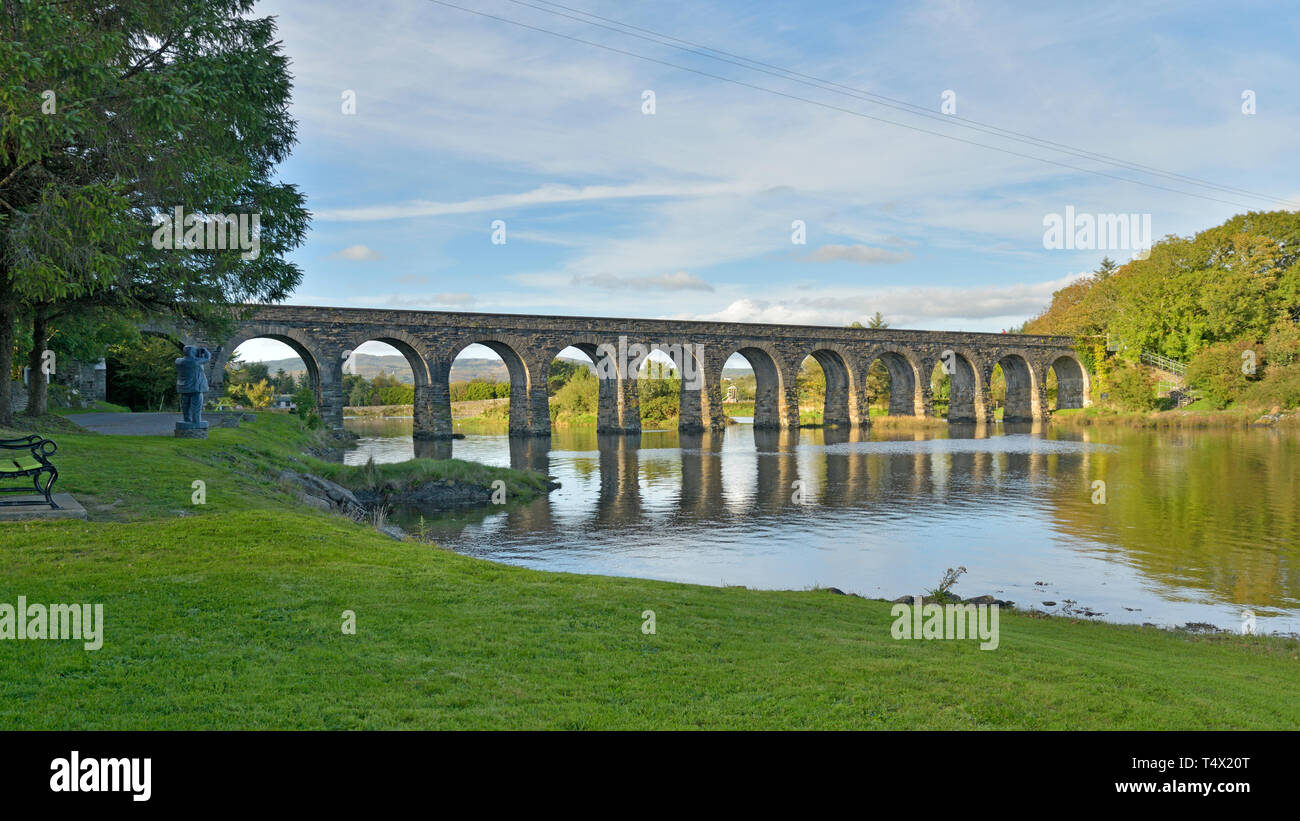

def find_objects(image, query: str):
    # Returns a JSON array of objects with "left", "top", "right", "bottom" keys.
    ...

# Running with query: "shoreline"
[{"left": 1053, "top": 406, "right": 1300, "bottom": 428}]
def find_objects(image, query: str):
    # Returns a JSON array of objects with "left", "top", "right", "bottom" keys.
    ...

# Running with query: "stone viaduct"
[{"left": 183, "top": 304, "right": 1089, "bottom": 439}]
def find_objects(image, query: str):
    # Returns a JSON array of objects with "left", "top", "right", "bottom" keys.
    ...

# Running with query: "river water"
[{"left": 340, "top": 416, "right": 1300, "bottom": 635}]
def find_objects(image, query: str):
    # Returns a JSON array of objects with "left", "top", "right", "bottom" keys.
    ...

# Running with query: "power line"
[
  {"left": 423, "top": 0, "right": 1275, "bottom": 211},
  {"left": 512, "top": 0, "right": 1296, "bottom": 210}
]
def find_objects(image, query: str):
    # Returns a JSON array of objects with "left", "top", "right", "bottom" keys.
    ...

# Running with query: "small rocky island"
[{"left": 278, "top": 461, "right": 559, "bottom": 540}]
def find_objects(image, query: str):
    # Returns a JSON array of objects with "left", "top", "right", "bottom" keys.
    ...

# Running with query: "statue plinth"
[{"left": 174, "top": 421, "right": 209, "bottom": 439}]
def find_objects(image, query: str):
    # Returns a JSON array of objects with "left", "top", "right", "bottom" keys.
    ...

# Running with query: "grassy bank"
[
  {"left": 343, "top": 404, "right": 412, "bottom": 418},
  {"left": 1, "top": 412, "right": 1298, "bottom": 729},
  {"left": 53, "top": 400, "right": 131, "bottom": 416},
  {"left": 1053, "top": 405, "right": 1300, "bottom": 428},
  {"left": 0, "top": 412, "right": 547, "bottom": 521},
  {"left": 344, "top": 399, "right": 507, "bottom": 419}
]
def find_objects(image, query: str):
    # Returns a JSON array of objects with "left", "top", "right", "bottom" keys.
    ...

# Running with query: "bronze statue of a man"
[{"left": 175, "top": 345, "right": 212, "bottom": 434}]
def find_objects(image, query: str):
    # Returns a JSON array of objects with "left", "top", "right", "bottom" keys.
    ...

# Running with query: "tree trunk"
[
  {"left": 0, "top": 285, "right": 14, "bottom": 427},
  {"left": 25, "top": 304, "right": 50, "bottom": 416}
]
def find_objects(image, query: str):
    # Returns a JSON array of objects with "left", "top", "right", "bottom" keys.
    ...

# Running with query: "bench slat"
[{"left": 8, "top": 456, "right": 43, "bottom": 472}]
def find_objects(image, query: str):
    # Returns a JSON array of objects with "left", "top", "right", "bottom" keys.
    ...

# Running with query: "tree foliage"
[
  {"left": 243, "top": 379, "right": 273, "bottom": 409},
  {"left": 1025, "top": 213, "right": 1300, "bottom": 361},
  {"left": 105, "top": 335, "right": 178, "bottom": 411},
  {"left": 1, "top": 0, "right": 310, "bottom": 422}
]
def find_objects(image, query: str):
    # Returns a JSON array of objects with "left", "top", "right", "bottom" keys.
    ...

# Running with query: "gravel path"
[{"left": 69, "top": 412, "right": 180, "bottom": 435}]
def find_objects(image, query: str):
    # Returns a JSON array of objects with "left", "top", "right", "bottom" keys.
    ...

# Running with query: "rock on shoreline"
[
  {"left": 278, "top": 470, "right": 367, "bottom": 519},
  {"left": 354, "top": 480, "right": 498, "bottom": 510}
]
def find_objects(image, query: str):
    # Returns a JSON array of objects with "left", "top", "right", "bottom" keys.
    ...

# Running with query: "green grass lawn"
[
  {"left": 52, "top": 400, "right": 131, "bottom": 415},
  {"left": 1, "top": 413, "right": 1298, "bottom": 729}
]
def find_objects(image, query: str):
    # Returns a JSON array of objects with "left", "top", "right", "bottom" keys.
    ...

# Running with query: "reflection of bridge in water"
[
  {"left": 409, "top": 424, "right": 1095, "bottom": 539},
  {"left": 396, "top": 423, "right": 1300, "bottom": 633}
]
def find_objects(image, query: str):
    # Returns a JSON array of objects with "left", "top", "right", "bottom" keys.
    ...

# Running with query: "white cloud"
[
  {"left": 331, "top": 244, "right": 385, "bottom": 261},
  {"left": 688, "top": 273, "right": 1085, "bottom": 329},
  {"left": 803, "top": 244, "right": 913, "bottom": 264},
  {"left": 314, "top": 181, "right": 757, "bottom": 222},
  {"left": 345, "top": 292, "right": 477, "bottom": 309},
  {"left": 572, "top": 271, "right": 714, "bottom": 291}
]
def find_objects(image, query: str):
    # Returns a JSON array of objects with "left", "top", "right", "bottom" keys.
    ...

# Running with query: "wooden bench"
[{"left": 0, "top": 435, "right": 60, "bottom": 509}]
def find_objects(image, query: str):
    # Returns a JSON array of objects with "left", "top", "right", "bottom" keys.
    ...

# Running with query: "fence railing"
[{"left": 1140, "top": 350, "right": 1187, "bottom": 376}]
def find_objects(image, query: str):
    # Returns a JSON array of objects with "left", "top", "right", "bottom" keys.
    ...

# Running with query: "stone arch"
[
  {"left": 994, "top": 350, "right": 1039, "bottom": 423},
  {"left": 438, "top": 335, "right": 535, "bottom": 437},
  {"left": 931, "top": 346, "right": 986, "bottom": 423},
  {"left": 1048, "top": 352, "right": 1090, "bottom": 410},
  {"left": 666, "top": 340, "right": 717, "bottom": 434},
  {"left": 718, "top": 342, "right": 787, "bottom": 430},
  {"left": 339, "top": 328, "right": 433, "bottom": 387},
  {"left": 212, "top": 324, "right": 329, "bottom": 391},
  {"left": 864, "top": 345, "right": 925, "bottom": 417},
  {"left": 798, "top": 344, "right": 857, "bottom": 428},
  {"left": 340, "top": 328, "right": 437, "bottom": 437},
  {"left": 213, "top": 324, "right": 337, "bottom": 424},
  {"left": 537, "top": 336, "right": 635, "bottom": 435}
]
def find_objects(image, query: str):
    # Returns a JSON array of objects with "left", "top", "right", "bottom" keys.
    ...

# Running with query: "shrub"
[
  {"left": 292, "top": 384, "right": 316, "bottom": 418},
  {"left": 375, "top": 384, "right": 414, "bottom": 405},
  {"left": 638, "top": 374, "right": 681, "bottom": 425},
  {"left": 463, "top": 380, "right": 498, "bottom": 401},
  {"left": 47, "top": 382, "right": 78, "bottom": 409},
  {"left": 244, "top": 379, "right": 274, "bottom": 409},
  {"left": 1185, "top": 338, "right": 1263, "bottom": 409},
  {"left": 552, "top": 367, "right": 597, "bottom": 416},
  {"left": 1107, "top": 363, "right": 1160, "bottom": 411},
  {"left": 1242, "top": 366, "right": 1300, "bottom": 410},
  {"left": 1263, "top": 319, "right": 1300, "bottom": 370},
  {"left": 640, "top": 393, "right": 679, "bottom": 426}
]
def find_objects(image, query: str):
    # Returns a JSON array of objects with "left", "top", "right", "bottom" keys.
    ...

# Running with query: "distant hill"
[
  {"left": 247, "top": 353, "right": 600, "bottom": 384},
  {"left": 448, "top": 359, "right": 510, "bottom": 383}
]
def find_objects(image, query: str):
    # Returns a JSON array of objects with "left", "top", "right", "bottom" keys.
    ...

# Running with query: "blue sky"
[{"left": 241, "top": 0, "right": 1300, "bottom": 361}]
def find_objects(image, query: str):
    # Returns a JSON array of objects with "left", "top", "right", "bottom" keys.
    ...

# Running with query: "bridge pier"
[
  {"left": 596, "top": 371, "right": 647, "bottom": 435},
  {"left": 776, "top": 360, "right": 801, "bottom": 430},
  {"left": 749, "top": 352, "right": 784, "bottom": 431},
  {"left": 595, "top": 374, "right": 618, "bottom": 433},
  {"left": 426, "top": 359, "right": 455, "bottom": 439},
  {"left": 820, "top": 358, "right": 851, "bottom": 428},
  {"left": 945, "top": 353, "right": 980, "bottom": 423},
  {"left": 617, "top": 376, "right": 641, "bottom": 434},
  {"left": 514, "top": 355, "right": 548, "bottom": 437},
  {"left": 412, "top": 384, "right": 437, "bottom": 439},
  {"left": 318, "top": 357, "right": 345, "bottom": 432}
]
